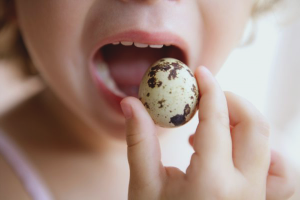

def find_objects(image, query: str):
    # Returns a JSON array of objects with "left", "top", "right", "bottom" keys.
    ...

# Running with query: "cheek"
[
  {"left": 15, "top": 1, "right": 89, "bottom": 69},
  {"left": 15, "top": 1, "right": 125, "bottom": 133},
  {"left": 15, "top": 1, "right": 91, "bottom": 96},
  {"left": 198, "top": 0, "right": 253, "bottom": 74}
]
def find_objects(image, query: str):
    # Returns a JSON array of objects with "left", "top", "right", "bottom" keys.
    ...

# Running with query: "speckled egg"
[{"left": 138, "top": 58, "right": 199, "bottom": 128}]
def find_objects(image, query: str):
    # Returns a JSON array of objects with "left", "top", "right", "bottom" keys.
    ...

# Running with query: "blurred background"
[
  {"left": 217, "top": 0, "right": 300, "bottom": 198},
  {"left": 0, "top": 0, "right": 299, "bottom": 199}
]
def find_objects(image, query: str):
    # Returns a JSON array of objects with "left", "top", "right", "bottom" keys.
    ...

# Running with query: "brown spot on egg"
[
  {"left": 157, "top": 81, "right": 163, "bottom": 87},
  {"left": 169, "top": 115, "right": 186, "bottom": 126},
  {"left": 148, "top": 70, "right": 156, "bottom": 78},
  {"left": 144, "top": 102, "right": 150, "bottom": 109},
  {"left": 190, "top": 96, "right": 194, "bottom": 100},
  {"left": 158, "top": 99, "right": 166, "bottom": 108},
  {"left": 168, "top": 62, "right": 183, "bottom": 80},
  {"left": 148, "top": 77, "right": 163, "bottom": 88},
  {"left": 177, "top": 60, "right": 184, "bottom": 65},
  {"left": 148, "top": 62, "right": 171, "bottom": 77},
  {"left": 171, "top": 62, "right": 183, "bottom": 69},
  {"left": 192, "top": 84, "right": 198, "bottom": 97},
  {"left": 147, "top": 93, "right": 150, "bottom": 97},
  {"left": 169, "top": 104, "right": 191, "bottom": 126},
  {"left": 148, "top": 77, "right": 156, "bottom": 88},
  {"left": 184, "top": 104, "right": 191, "bottom": 116},
  {"left": 168, "top": 69, "right": 177, "bottom": 80},
  {"left": 187, "top": 69, "right": 194, "bottom": 77},
  {"left": 196, "top": 94, "right": 200, "bottom": 106}
]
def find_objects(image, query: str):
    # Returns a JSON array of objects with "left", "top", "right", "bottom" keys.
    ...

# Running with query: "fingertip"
[
  {"left": 194, "top": 65, "right": 202, "bottom": 77},
  {"left": 194, "top": 66, "right": 219, "bottom": 97},
  {"left": 120, "top": 98, "right": 133, "bottom": 120},
  {"left": 120, "top": 96, "right": 140, "bottom": 106},
  {"left": 122, "top": 101, "right": 164, "bottom": 192},
  {"left": 194, "top": 66, "right": 205, "bottom": 84},
  {"left": 269, "top": 150, "right": 287, "bottom": 177},
  {"left": 267, "top": 151, "right": 296, "bottom": 200},
  {"left": 195, "top": 66, "right": 213, "bottom": 81},
  {"left": 192, "top": 66, "right": 231, "bottom": 163},
  {"left": 122, "top": 96, "right": 156, "bottom": 153},
  {"left": 121, "top": 96, "right": 155, "bottom": 131},
  {"left": 120, "top": 97, "right": 145, "bottom": 117}
]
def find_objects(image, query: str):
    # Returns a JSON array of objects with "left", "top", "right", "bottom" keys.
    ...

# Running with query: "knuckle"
[
  {"left": 216, "top": 111, "right": 230, "bottom": 128},
  {"left": 199, "top": 110, "right": 230, "bottom": 130},
  {"left": 212, "top": 182, "right": 233, "bottom": 200},
  {"left": 249, "top": 115, "right": 271, "bottom": 138},
  {"left": 257, "top": 119, "right": 271, "bottom": 137},
  {"left": 126, "top": 131, "right": 144, "bottom": 148},
  {"left": 205, "top": 173, "right": 234, "bottom": 199}
]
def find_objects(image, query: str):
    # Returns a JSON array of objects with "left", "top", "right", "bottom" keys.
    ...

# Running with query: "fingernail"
[{"left": 120, "top": 102, "right": 132, "bottom": 119}]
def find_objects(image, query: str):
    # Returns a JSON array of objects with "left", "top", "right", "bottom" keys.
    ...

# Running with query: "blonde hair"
[{"left": 0, "top": 0, "right": 282, "bottom": 73}]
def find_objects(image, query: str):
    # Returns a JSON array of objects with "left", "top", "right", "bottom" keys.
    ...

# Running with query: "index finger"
[{"left": 188, "top": 66, "right": 233, "bottom": 174}]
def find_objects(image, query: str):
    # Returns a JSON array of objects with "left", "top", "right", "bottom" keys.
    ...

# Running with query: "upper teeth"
[{"left": 112, "top": 41, "right": 171, "bottom": 48}]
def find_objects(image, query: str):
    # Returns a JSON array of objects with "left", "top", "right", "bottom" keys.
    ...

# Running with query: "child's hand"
[
  {"left": 120, "top": 66, "right": 294, "bottom": 200},
  {"left": 188, "top": 137, "right": 295, "bottom": 200}
]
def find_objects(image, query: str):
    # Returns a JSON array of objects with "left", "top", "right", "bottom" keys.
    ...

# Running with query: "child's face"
[{"left": 15, "top": 0, "right": 253, "bottom": 136}]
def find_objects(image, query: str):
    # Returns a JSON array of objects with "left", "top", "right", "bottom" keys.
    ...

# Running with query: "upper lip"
[{"left": 90, "top": 29, "right": 189, "bottom": 66}]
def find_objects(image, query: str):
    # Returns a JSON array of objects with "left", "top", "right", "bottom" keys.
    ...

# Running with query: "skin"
[
  {"left": 0, "top": 0, "right": 294, "bottom": 199},
  {"left": 121, "top": 67, "right": 295, "bottom": 199},
  {"left": 13, "top": 0, "right": 252, "bottom": 138}
]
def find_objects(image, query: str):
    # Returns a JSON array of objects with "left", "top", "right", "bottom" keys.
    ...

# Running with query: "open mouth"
[{"left": 93, "top": 42, "right": 186, "bottom": 98}]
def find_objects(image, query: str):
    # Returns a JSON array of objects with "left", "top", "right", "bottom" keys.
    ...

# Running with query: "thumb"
[{"left": 120, "top": 97, "right": 165, "bottom": 192}]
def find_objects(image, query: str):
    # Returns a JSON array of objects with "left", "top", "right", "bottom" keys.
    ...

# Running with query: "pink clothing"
[{"left": 0, "top": 129, "right": 53, "bottom": 200}]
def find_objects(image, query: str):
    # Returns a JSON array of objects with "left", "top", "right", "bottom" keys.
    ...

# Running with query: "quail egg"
[{"left": 138, "top": 58, "right": 199, "bottom": 128}]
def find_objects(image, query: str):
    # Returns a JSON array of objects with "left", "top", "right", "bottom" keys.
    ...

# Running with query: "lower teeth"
[{"left": 95, "top": 61, "right": 126, "bottom": 97}]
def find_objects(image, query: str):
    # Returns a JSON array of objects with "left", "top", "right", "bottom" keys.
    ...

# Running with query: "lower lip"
[{"left": 89, "top": 62, "right": 124, "bottom": 115}]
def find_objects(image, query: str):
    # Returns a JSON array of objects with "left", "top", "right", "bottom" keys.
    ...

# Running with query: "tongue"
[{"left": 101, "top": 45, "right": 168, "bottom": 87}]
